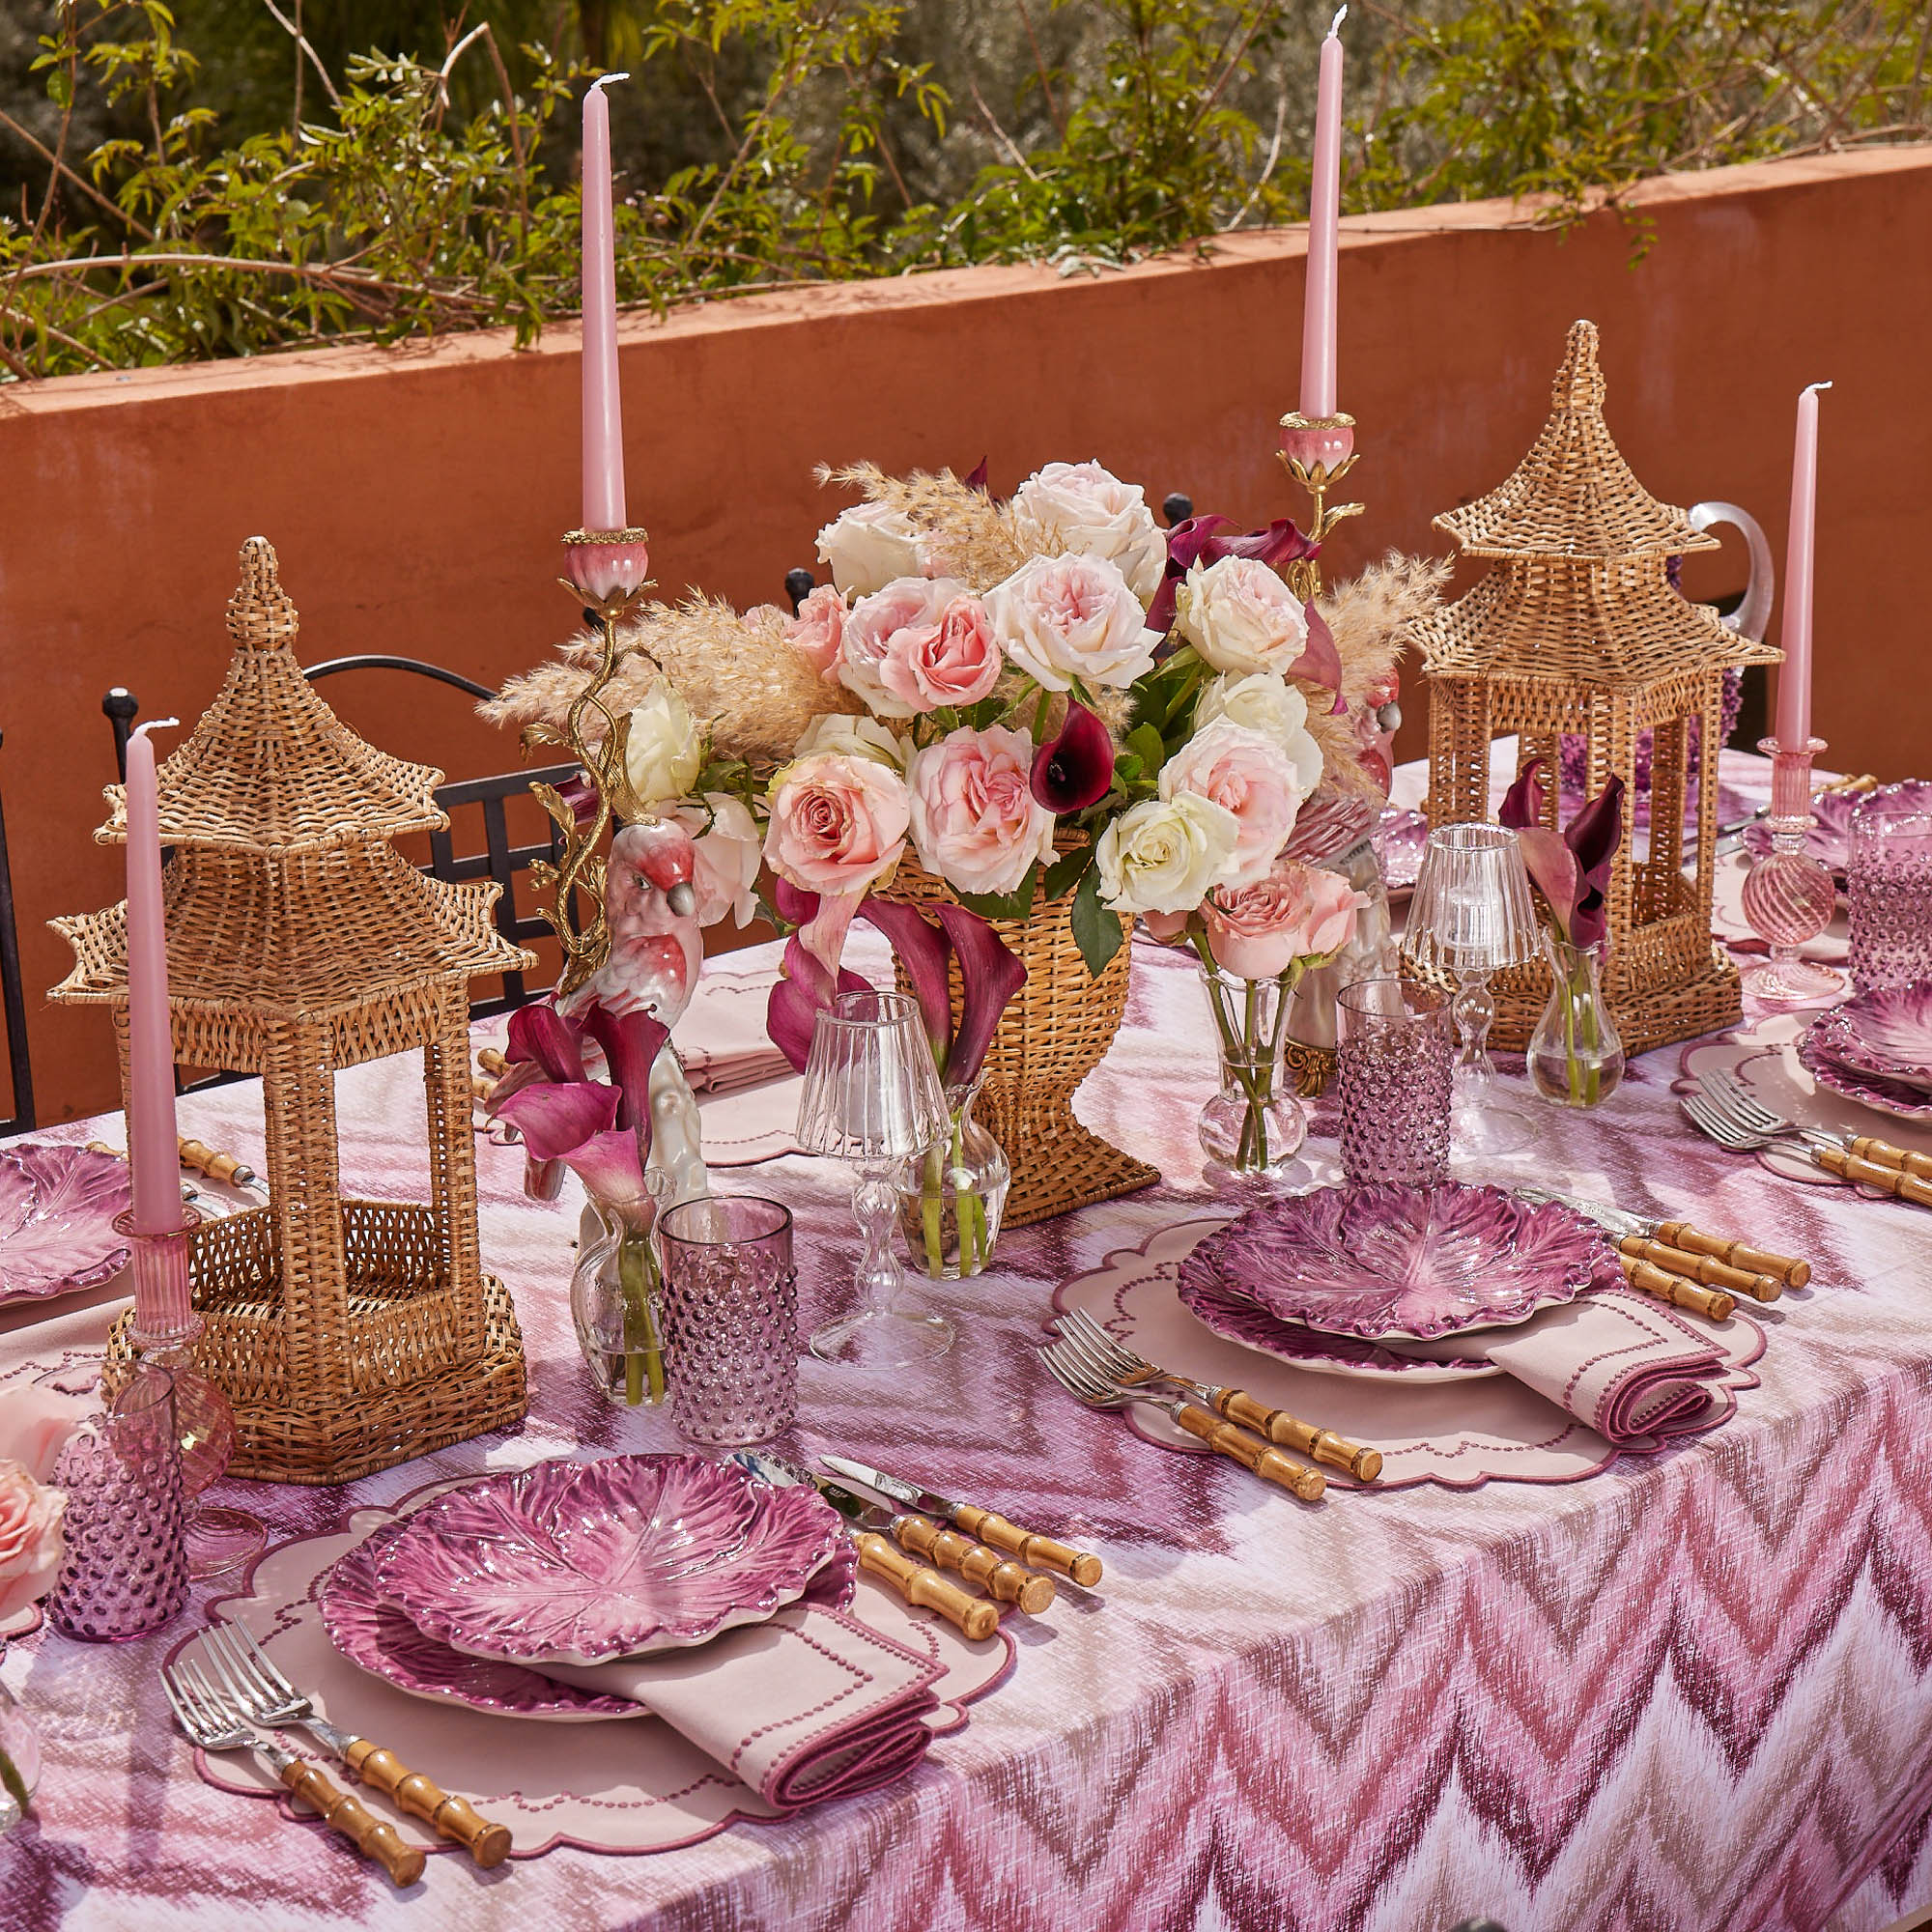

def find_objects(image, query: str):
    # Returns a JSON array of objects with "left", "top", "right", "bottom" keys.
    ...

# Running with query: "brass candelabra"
[{"left": 1277, "top": 411, "right": 1363, "bottom": 605}]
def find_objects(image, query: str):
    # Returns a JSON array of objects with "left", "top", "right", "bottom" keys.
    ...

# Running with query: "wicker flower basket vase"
[{"left": 882, "top": 858, "right": 1157, "bottom": 1229}]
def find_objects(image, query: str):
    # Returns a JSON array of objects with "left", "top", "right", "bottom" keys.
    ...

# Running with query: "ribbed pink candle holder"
[{"left": 1738, "top": 736, "right": 1846, "bottom": 1006}]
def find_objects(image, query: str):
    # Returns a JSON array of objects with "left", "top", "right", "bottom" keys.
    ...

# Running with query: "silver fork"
[
  {"left": 1701, "top": 1067, "right": 1932, "bottom": 1180},
  {"left": 1038, "top": 1338, "right": 1325, "bottom": 1499},
  {"left": 1684, "top": 1087, "right": 1932, "bottom": 1208},
  {"left": 202, "top": 1621, "right": 511, "bottom": 1867},
  {"left": 160, "top": 1652, "right": 424, "bottom": 1887},
  {"left": 1051, "top": 1310, "right": 1379, "bottom": 1480}
]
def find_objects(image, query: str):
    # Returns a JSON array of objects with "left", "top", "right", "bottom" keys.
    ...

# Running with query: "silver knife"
[{"left": 820, "top": 1455, "right": 1103, "bottom": 1587}]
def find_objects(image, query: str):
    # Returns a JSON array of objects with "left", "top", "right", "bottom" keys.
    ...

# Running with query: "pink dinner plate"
[{"left": 0, "top": 1144, "right": 132, "bottom": 1304}]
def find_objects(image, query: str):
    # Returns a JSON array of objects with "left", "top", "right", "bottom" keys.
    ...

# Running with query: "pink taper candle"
[
  {"left": 1299, "top": 7, "right": 1347, "bottom": 419},
  {"left": 1775, "top": 381, "right": 1831, "bottom": 748},
  {"left": 581, "top": 72, "right": 630, "bottom": 533},
  {"left": 124, "top": 720, "right": 185, "bottom": 1236}
]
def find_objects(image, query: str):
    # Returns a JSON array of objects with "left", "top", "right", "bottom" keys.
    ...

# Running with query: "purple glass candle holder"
[
  {"left": 658, "top": 1196, "right": 800, "bottom": 1447},
  {"left": 1739, "top": 736, "right": 1845, "bottom": 1005},
  {"left": 115, "top": 1209, "right": 263, "bottom": 1579},
  {"left": 1849, "top": 793, "right": 1932, "bottom": 992},
  {"left": 48, "top": 1366, "right": 189, "bottom": 1643},
  {"left": 1336, "top": 979, "right": 1454, "bottom": 1186}
]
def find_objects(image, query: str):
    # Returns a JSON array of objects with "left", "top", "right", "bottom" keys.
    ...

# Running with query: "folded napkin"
[
  {"left": 537, "top": 1602, "right": 944, "bottom": 1809},
  {"left": 1382, "top": 1291, "right": 1730, "bottom": 1444},
  {"left": 672, "top": 970, "right": 792, "bottom": 1096}
]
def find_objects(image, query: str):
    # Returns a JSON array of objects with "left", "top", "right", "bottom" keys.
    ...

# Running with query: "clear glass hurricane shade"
[
  {"left": 1404, "top": 824, "right": 1541, "bottom": 975},
  {"left": 796, "top": 990, "right": 951, "bottom": 1163},
  {"left": 1402, "top": 824, "right": 1541, "bottom": 1158},
  {"left": 797, "top": 990, "right": 954, "bottom": 1369}
]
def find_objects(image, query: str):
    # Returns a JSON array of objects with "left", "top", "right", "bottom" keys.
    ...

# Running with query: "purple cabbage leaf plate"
[
  {"left": 372, "top": 1454, "right": 849, "bottom": 1667},
  {"left": 1797, "top": 1026, "right": 1932, "bottom": 1123},
  {"left": 1176, "top": 1261, "right": 1501, "bottom": 1380},
  {"left": 1178, "top": 1183, "right": 1617, "bottom": 1343},
  {"left": 0, "top": 1143, "right": 132, "bottom": 1304},
  {"left": 1803, "top": 982, "right": 1932, "bottom": 1094}
]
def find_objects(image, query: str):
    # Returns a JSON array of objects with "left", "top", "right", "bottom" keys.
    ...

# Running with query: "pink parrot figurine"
[{"left": 560, "top": 818, "right": 710, "bottom": 1207}]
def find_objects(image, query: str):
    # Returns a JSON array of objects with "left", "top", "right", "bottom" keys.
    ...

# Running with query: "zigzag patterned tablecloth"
[{"left": 5, "top": 754, "right": 1932, "bottom": 1932}]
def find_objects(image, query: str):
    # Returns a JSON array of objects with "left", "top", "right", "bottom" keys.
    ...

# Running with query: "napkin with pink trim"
[
  {"left": 537, "top": 1602, "right": 944, "bottom": 1809},
  {"left": 672, "top": 968, "right": 791, "bottom": 1095},
  {"left": 1384, "top": 1291, "right": 1733, "bottom": 1444}
]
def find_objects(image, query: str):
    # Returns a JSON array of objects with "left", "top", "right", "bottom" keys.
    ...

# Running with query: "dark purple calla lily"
[
  {"left": 1030, "top": 700, "right": 1116, "bottom": 812},
  {"left": 767, "top": 934, "right": 875, "bottom": 1074},
  {"left": 505, "top": 1001, "right": 587, "bottom": 1083},
  {"left": 933, "top": 901, "right": 1027, "bottom": 1088},
  {"left": 1498, "top": 757, "right": 1624, "bottom": 950},
  {"left": 964, "top": 457, "right": 991, "bottom": 494},
  {"left": 577, "top": 1004, "right": 670, "bottom": 1135},
  {"left": 859, "top": 898, "right": 954, "bottom": 1068},
  {"left": 1294, "top": 604, "right": 1347, "bottom": 702}
]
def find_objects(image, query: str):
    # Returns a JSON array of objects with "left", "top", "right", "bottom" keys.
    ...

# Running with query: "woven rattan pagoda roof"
[
  {"left": 94, "top": 539, "right": 448, "bottom": 858},
  {"left": 1414, "top": 553, "right": 1780, "bottom": 686},
  {"left": 50, "top": 842, "right": 529, "bottom": 1014},
  {"left": 1433, "top": 322, "right": 1719, "bottom": 562}
]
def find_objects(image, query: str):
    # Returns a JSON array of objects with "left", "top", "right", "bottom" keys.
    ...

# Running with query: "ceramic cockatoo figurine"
[{"left": 559, "top": 817, "right": 711, "bottom": 1208}]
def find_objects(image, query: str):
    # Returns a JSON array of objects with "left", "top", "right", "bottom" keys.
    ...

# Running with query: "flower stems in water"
[{"left": 617, "top": 1230, "right": 665, "bottom": 1406}]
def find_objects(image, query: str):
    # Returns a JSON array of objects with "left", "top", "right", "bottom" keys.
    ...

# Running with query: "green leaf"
[
  {"left": 1041, "top": 841, "right": 1092, "bottom": 903},
  {"left": 1069, "top": 862, "right": 1123, "bottom": 978},
  {"left": 953, "top": 869, "right": 1037, "bottom": 921},
  {"left": 1125, "top": 722, "right": 1166, "bottom": 775},
  {"left": 0, "top": 1744, "right": 29, "bottom": 1821}
]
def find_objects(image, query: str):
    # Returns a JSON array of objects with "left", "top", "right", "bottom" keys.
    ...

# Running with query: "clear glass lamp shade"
[
  {"left": 1402, "top": 823, "right": 1542, "bottom": 1158},
  {"left": 796, "top": 990, "right": 955, "bottom": 1368}
]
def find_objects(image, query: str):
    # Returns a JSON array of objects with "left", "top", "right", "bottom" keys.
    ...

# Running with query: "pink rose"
[
  {"left": 783, "top": 584, "right": 848, "bottom": 681},
  {"left": 838, "top": 576, "right": 969, "bottom": 717},
  {"left": 0, "top": 1384, "right": 90, "bottom": 1483},
  {"left": 984, "top": 552, "right": 1158, "bottom": 692},
  {"left": 1159, "top": 723, "right": 1312, "bottom": 888},
  {"left": 764, "top": 750, "right": 911, "bottom": 898},
  {"left": 0, "top": 1459, "right": 67, "bottom": 1621},
  {"left": 878, "top": 596, "right": 1003, "bottom": 715},
  {"left": 907, "top": 725, "right": 1056, "bottom": 898},
  {"left": 1204, "top": 861, "right": 1369, "bottom": 980}
]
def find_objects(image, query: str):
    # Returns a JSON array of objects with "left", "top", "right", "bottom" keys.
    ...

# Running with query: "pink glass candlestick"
[
  {"left": 1739, "top": 735, "right": 1846, "bottom": 1007},
  {"left": 117, "top": 1207, "right": 264, "bottom": 1579}
]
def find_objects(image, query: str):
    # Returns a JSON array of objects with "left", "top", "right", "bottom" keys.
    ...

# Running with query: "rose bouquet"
[
  {"left": 1499, "top": 757, "right": 1629, "bottom": 1109},
  {"left": 489, "top": 457, "right": 1427, "bottom": 1236}
]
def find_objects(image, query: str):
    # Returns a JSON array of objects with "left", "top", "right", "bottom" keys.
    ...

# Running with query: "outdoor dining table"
[{"left": 3, "top": 751, "right": 1930, "bottom": 1932}]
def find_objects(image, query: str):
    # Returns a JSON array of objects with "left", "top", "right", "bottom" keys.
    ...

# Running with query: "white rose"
[
  {"left": 1010, "top": 460, "right": 1167, "bottom": 604},
  {"left": 796, "top": 711, "right": 914, "bottom": 770},
  {"left": 672, "top": 793, "right": 763, "bottom": 928},
  {"left": 1193, "top": 671, "right": 1324, "bottom": 795},
  {"left": 1095, "top": 792, "right": 1241, "bottom": 917},
  {"left": 815, "top": 501, "right": 926, "bottom": 598},
  {"left": 622, "top": 680, "right": 702, "bottom": 808},
  {"left": 1174, "top": 554, "right": 1311, "bottom": 677},
  {"left": 1159, "top": 724, "right": 1310, "bottom": 888},
  {"left": 985, "top": 552, "right": 1160, "bottom": 693}
]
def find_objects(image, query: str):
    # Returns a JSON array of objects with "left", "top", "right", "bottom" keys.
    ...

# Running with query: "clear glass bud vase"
[
  {"left": 571, "top": 1194, "right": 669, "bottom": 1407},
  {"left": 1527, "top": 935, "right": 1626, "bottom": 1109},
  {"left": 1196, "top": 964, "right": 1310, "bottom": 1180},
  {"left": 0, "top": 1664, "right": 39, "bottom": 1836},
  {"left": 895, "top": 1078, "right": 1009, "bottom": 1280}
]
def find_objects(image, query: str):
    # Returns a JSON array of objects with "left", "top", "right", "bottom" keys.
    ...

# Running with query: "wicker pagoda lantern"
[
  {"left": 52, "top": 539, "right": 532, "bottom": 1484},
  {"left": 1415, "top": 321, "right": 1781, "bottom": 1054}
]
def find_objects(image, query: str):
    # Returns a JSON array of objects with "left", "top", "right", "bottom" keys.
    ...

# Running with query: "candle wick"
[
  {"left": 1329, "top": 4, "right": 1347, "bottom": 33},
  {"left": 129, "top": 718, "right": 180, "bottom": 744},
  {"left": 1804, "top": 381, "right": 1833, "bottom": 397},
  {"left": 589, "top": 71, "right": 631, "bottom": 96}
]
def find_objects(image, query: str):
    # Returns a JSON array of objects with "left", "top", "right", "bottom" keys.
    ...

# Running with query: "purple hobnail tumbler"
[
  {"left": 48, "top": 1366, "right": 189, "bottom": 1643},
  {"left": 1336, "top": 979, "right": 1455, "bottom": 1186},
  {"left": 658, "top": 1196, "right": 800, "bottom": 1447},
  {"left": 1848, "top": 798, "right": 1932, "bottom": 992}
]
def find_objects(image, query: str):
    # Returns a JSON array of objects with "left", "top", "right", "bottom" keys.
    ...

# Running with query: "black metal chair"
[
  {"left": 1162, "top": 492, "right": 1194, "bottom": 526},
  {"left": 103, "top": 662, "right": 577, "bottom": 1019},
  {"left": 0, "top": 730, "right": 37, "bottom": 1135}
]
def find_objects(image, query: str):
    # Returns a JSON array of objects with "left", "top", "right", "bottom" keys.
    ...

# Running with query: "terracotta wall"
[{"left": 2, "top": 147, "right": 1928, "bottom": 1123}]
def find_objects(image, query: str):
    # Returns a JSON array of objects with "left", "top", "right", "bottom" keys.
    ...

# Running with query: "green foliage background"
[{"left": 0, "top": 0, "right": 1924, "bottom": 380}]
